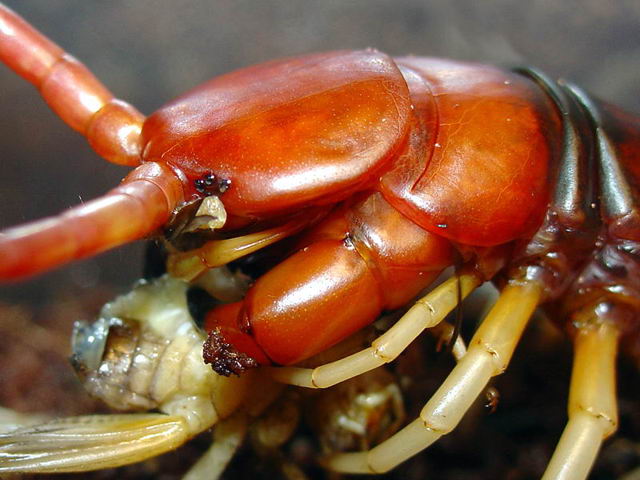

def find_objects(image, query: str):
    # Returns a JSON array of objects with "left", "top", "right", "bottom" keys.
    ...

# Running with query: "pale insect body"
[{"left": 0, "top": 275, "right": 283, "bottom": 475}]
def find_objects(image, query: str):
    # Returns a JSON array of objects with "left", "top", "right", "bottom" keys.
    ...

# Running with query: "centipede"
[{"left": 0, "top": 3, "right": 639, "bottom": 479}]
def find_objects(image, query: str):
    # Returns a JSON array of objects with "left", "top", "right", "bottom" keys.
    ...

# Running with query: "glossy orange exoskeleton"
[{"left": 1, "top": 3, "right": 639, "bottom": 478}]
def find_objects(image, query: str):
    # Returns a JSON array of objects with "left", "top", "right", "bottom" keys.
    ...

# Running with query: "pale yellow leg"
[
  {"left": 269, "top": 273, "right": 482, "bottom": 389},
  {"left": 542, "top": 322, "right": 619, "bottom": 480},
  {"left": 168, "top": 217, "right": 311, "bottom": 281},
  {"left": 323, "top": 280, "right": 542, "bottom": 474},
  {"left": 183, "top": 413, "right": 249, "bottom": 480}
]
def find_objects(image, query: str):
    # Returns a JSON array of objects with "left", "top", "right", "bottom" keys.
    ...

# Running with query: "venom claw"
[{"left": 203, "top": 328, "right": 258, "bottom": 376}]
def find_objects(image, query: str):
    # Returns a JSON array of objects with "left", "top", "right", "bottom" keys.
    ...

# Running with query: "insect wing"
[{"left": 0, "top": 413, "right": 188, "bottom": 473}]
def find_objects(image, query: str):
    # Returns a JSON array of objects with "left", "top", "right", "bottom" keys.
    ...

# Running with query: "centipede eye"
[
  {"left": 217, "top": 178, "right": 231, "bottom": 193},
  {"left": 193, "top": 172, "right": 231, "bottom": 196},
  {"left": 204, "top": 173, "right": 215, "bottom": 186}
]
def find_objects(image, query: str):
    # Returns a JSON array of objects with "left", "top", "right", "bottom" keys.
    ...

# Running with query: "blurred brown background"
[
  {"left": 0, "top": 2, "right": 639, "bottom": 479},
  {"left": 1, "top": 0, "right": 639, "bottom": 304}
]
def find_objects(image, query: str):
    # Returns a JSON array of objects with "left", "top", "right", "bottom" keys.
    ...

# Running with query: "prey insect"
[
  {"left": 1, "top": 3, "right": 639, "bottom": 478},
  {"left": 0, "top": 274, "right": 282, "bottom": 475},
  {"left": 0, "top": 273, "right": 411, "bottom": 477}
]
